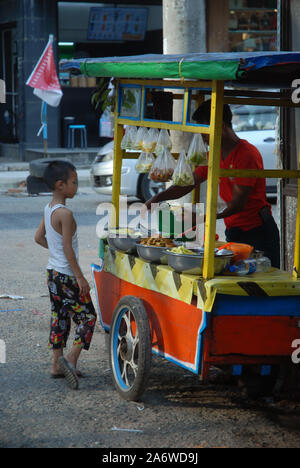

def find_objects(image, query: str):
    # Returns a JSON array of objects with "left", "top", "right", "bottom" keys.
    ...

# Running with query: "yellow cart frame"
[{"left": 111, "top": 77, "right": 300, "bottom": 280}]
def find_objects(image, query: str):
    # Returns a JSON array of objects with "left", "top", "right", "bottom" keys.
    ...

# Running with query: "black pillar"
[{"left": 21, "top": 0, "right": 59, "bottom": 154}]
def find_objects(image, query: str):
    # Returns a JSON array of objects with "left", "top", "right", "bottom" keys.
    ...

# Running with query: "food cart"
[{"left": 61, "top": 52, "right": 300, "bottom": 401}]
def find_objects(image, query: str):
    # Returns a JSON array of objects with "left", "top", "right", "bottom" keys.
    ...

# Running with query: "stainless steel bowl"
[
  {"left": 166, "top": 249, "right": 233, "bottom": 275},
  {"left": 107, "top": 233, "right": 141, "bottom": 254},
  {"left": 136, "top": 242, "right": 169, "bottom": 264}
]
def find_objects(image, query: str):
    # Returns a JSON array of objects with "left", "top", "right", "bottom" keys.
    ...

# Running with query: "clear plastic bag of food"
[
  {"left": 149, "top": 148, "right": 176, "bottom": 182},
  {"left": 121, "top": 126, "right": 137, "bottom": 150},
  {"left": 142, "top": 128, "right": 159, "bottom": 153},
  {"left": 135, "top": 152, "right": 155, "bottom": 173},
  {"left": 186, "top": 133, "right": 208, "bottom": 167},
  {"left": 172, "top": 150, "right": 194, "bottom": 186},
  {"left": 155, "top": 129, "right": 172, "bottom": 155},
  {"left": 133, "top": 126, "right": 149, "bottom": 151},
  {"left": 120, "top": 127, "right": 130, "bottom": 150}
]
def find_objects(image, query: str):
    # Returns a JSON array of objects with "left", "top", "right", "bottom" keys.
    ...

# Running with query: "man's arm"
[
  {"left": 34, "top": 217, "right": 48, "bottom": 249},
  {"left": 216, "top": 184, "right": 252, "bottom": 220},
  {"left": 145, "top": 172, "right": 204, "bottom": 209},
  {"left": 60, "top": 210, "right": 90, "bottom": 296}
]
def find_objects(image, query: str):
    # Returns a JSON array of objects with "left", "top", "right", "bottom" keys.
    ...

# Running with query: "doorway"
[{"left": 0, "top": 24, "right": 18, "bottom": 142}]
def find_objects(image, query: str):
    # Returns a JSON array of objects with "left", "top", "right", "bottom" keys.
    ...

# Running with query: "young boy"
[{"left": 35, "top": 160, "right": 97, "bottom": 389}]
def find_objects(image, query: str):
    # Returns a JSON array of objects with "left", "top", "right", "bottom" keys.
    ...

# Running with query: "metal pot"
[
  {"left": 166, "top": 249, "right": 233, "bottom": 275},
  {"left": 107, "top": 232, "right": 141, "bottom": 254},
  {"left": 136, "top": 242, "right": 168, "bottom": 264}
]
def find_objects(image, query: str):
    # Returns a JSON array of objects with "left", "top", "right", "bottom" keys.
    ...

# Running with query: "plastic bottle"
[{"left": 229, "top": 256, "right": 271, "bottom": 276}]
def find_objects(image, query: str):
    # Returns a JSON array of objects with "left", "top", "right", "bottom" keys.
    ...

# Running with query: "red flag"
[{"left": 26, "top": 37, "right": 62, "bottom": 107}]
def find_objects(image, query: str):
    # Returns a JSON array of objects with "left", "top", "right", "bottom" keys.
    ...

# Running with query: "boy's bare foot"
[
  {"left": 51, "top": 358, "right": 83, "bottom": 378},
  {"left": 58, "top": 356, "right": 79, "bottom": 390},
  {"left": 65, "top": 346, "right": 83, "bottom": 375},
  {"left": 51, "top": 362, "right": 64, "bottom": 377}
]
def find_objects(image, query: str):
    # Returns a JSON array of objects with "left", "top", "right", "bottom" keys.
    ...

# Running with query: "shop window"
[
  {"left": 144, "top": 88, "right": 175, "bottom": 122},
  {"left": 119, "top": 86, "right": 142, "bottom": 120},
  {"left": 228, "top": 0, "right": 277, "bottom": 52}
]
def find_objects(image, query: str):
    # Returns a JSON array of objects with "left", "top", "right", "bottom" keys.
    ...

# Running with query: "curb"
[
  {"left": 0, "top": 169, "right": 91, "bottom": 191},
  {"left": 0, "top": 163, "right": 29, "bottom": 172}
]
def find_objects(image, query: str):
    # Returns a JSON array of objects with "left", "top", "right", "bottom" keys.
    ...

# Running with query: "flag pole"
[
  {"left": 42, "top": 100, "right": 48, "bottom": 158},
  {"left": 42, "top": 34, "right": 53, "bottom": 158},
  {"left": 26, "top": 33, "right": 62, "bottom": 157}
]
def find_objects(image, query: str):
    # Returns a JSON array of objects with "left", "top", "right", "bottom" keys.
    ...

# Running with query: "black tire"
[
  {"left": 26, "top": 175, "right": 51, "bottom": 194},
  {"left": 109, "top": 295, "right": 152, "bottom": 401},
  {"left": 138, "top": 173, "right": 166, "bottom": 202},
  {"left": 29, "top": 158, "right": 73, "bottom": 178}
]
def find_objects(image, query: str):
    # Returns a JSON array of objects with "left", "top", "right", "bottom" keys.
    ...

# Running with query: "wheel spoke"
[
  {"left": 123, "top": 311, "right": 131, "bottom": 336},
  {"left": 133, "top": 328, "right": 139, "bottom": 346},
  {"left": 130, "top": 359, "right": 138, "bottom": 377},
  {"left": 121, "top": 361, "right": 128, "bottom": 385},
  {"left": 116, "top": 341, "right": 121, "bottom": 358}
]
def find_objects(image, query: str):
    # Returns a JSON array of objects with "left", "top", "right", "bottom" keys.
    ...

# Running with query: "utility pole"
[
  {"left": 163, "top": 0, "right": 207, "bottom": 203},
  {"left": 163, "top": 0, "right": 206, "bottom": 151},
  {"left": 163, "top": 0, "right": 206, "bottom": 56}
]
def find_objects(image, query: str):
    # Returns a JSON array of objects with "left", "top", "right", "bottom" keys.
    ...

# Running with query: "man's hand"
[
  {"left": 145, "top": 193, "right": 160, "bottom": 211},
  {"left": 143, "top": 172, "right": 203, "bottom": 216},
  {"left": 216, "top": 184, "right": 252, "bottom": 220}
]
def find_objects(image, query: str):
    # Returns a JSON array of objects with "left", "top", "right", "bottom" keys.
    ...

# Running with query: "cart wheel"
[{"left": 109, "top": 296, "right": 152, "bottom": 401}]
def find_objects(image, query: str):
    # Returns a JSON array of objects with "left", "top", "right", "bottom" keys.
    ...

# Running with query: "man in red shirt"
[{"left": 145, "top": 100, "right": 280, "bottom": 267}]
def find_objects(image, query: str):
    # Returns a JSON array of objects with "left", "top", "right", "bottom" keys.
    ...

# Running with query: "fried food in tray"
[{"left": 140, "top": 236, "right": 175, "bottom": 248}]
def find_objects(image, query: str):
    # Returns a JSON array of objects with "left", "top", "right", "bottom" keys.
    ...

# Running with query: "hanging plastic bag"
[
  {"left": 172, "top": 150, "right": 194, "bottom": 186},
  {"left": 142, "top": 128, "right": 159, "bottom": 153},
  {"left": 155, "top": 129, "right": 172, "bottom": 155},
  {"left": 121, "top": 126, "right": 137, "bottom": 150},
  {"left": 186, "top": 133, "right": 208, "bottom": 168},
  {"left": 127, "top": 126, "right": 138, "bottom": 149},
  {"left": 149, "top": 148, "right": 176, "bottom": 182},
  {"left": 120, "top": 127, "right": 129, "bottom": 150},
  {"left": 134, "top": 127, "right": 149, "bottom": 151},
  {"left": 135, "top": 152, "right": 155, "bottom": 173}
]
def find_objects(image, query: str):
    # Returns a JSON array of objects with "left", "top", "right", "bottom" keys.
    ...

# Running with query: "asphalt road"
[{"left": 0, "top": 188, "right": 299, "bottom": 449}]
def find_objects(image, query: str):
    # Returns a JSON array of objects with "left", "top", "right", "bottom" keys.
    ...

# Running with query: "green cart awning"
[{"left": 60, "top": 52, "right": 300, "bottom": 86}]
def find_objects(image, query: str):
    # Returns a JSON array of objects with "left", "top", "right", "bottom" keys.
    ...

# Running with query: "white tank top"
[{"left": 44, "top": 203, "right": 79, "bottom": 276}]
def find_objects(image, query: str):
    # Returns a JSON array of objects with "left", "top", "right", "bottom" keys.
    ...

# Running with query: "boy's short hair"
[
  {"left": 192, "top": 99, "right": 233, "bottom": 128},
  {"left": 43, "top": 160, "right": 76, "bottom": 190}
]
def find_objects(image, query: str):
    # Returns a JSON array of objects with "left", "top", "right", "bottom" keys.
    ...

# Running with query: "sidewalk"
[{"left": 0, "top": 161, "right": 91, "bottom": 191}]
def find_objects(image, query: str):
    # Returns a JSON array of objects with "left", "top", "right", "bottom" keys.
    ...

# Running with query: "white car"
[
  {"left": 231, "top": 104, "right": 277, "bottom": 196},
  {"left": 89, "top": 140, "right": 166, "bottom": 201},
  {"left": 90, "top": 105, "right": 277, "bottom": 201}
]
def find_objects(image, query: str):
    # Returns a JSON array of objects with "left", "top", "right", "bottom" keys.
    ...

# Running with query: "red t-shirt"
[{"left": 194, "top": 139, "right": 271, "bottom": 231}]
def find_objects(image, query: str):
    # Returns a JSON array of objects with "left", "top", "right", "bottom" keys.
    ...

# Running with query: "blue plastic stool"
[{"left": 68, "top": 124, "right": 87, "bottom": 149}]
